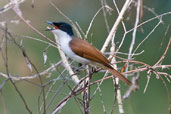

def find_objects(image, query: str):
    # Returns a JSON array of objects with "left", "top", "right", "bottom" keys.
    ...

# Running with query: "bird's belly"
[{"left": 61, "top": 41, "right": 90, "bottom": 64}]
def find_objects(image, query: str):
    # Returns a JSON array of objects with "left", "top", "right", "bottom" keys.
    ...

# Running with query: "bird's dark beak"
[
  {"left": 46, "top": 21, "right": 54, "bottom": 31},
  {"left": 46, "top": 21, "right": 54, "bottom": 25}
]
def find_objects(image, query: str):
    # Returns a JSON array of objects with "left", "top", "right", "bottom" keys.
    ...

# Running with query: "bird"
[{"left": 47, "top": 21, "right": 132, "bottom": 86}]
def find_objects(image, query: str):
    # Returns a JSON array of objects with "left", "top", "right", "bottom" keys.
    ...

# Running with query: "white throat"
[
  {"left": 52, "top": 29, "right": 90, "bottom": 64},
  {"left": 52, "top": 29, "right": 72, "bottom": 43}
]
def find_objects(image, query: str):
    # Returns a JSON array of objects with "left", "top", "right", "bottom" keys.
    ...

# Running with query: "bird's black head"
[{"left": 47, "top": 21, "right": 74, "bottom": 36}]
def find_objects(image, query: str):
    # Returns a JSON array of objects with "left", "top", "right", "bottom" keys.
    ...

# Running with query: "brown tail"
[{"left": 105, "top": 67, "right": 132, "bottom": 86}]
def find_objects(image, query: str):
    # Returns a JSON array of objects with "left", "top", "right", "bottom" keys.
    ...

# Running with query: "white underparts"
[{"left": 52, "top": 29, "right": 90, "bottom": 64}]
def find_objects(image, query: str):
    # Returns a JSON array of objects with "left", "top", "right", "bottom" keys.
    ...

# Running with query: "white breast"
[{"left": 52, "top": 29, "right": 90, "bottom": 64}]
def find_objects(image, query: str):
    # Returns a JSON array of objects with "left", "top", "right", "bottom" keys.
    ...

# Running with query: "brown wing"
[
  {"left": 69, "top": 38, "right": 112, "bottom": 68},
  {"left": 70, "top": 38, "right": 132, "bottom": 86}
]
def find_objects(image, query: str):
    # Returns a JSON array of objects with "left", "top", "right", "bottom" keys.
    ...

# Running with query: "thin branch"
[
  {"left": 3, "top": 23, "right": 32, "bottom": 114},
  {"left": 0, "top": 62, "right": 61, "bottom": 80},
  {"left": 127, "top": 12, "right": 171, "bottom": 33},
  {"left": 90, "top": 64, "right": 171, "bottom": 86},
  {"left": 0, "top": 0, "right": 25, "bottom": 14},
  {"left": 4, "top": 26, "right": 46, "bottom": 114},
  {"left": 133, "top": 18, "right": 162, "bottom": 55},
  {"left": 85, "top": 5, "right": 113, "bottom": 38},
  {"left": 126, "top": 0, "right": 141, "bottom": 78},
  {"left": 51, "top": 75, "right": 89, "bottom": 114},
  {"left": 100, "top": 0, "right": 110, "bottom": 33},
  {"left": 101, "top": 0, "right": 133, "bottom": 53},
  {"left": 128, "top": 0, "right": 141, "bottom": 60},
  {"left": 21, "top": 35, "right": 56, "bottom": 48},
  {"left": 49, "top": 0, "right": 81, "bottom": 38},
  {"left": 112, "top": 0, "right": 128, "bottom": 54},
  {"left": 110, "top": 44, "right": 124, "bottom": 114},
  {"left": 52, "top": 32, "right": 80, "bottom": 85},
  {"left": 10, "top": 0, "right": 56, "bottom": 46},
  {"left": 154, "top": 37, "right": 171, "bottom": 66}
]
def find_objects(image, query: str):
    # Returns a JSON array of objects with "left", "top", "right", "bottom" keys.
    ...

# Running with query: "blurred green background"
[{"left": 0, "top": 0, "right": 171, "bottom": 114}]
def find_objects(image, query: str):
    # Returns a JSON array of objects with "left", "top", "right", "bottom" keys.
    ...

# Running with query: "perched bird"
[{"left": 47, "top": 21, "right": 131, "bottom": 86}]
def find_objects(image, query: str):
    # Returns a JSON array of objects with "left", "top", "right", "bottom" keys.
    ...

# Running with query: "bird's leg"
[{"left": 74, "top": 63, "right": 85, "bottom": 72}]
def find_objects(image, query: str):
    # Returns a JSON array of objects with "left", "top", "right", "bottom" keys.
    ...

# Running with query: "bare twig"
[
  {"left": 128, "top": 0, "right": 141, "bottom": 60},
  {"left": 85, "top": 5, "right": 113, "bottom": 38},
  {"left": 109, "top": 40, "right": 125, "bottom": 114},
  {"left": 0, "top": 92, "right": 7, "bottom": 114},
  {"left": 100, "top": 0, "right": 110, "bottom": 33},
  {"left": 3, "top": 25, "right": 46, "bottom": 114},
  {"left": 3, "top": 23, "right": 32, "bottom": 114},
  {"left": 112, "top": 0, "right": 128, "bottom": 54},
  {"left": 0, "top": 62, "right": 61, "bottom": 80},
  {"left": 98, "top": 86, "right": 107, "bottom": 114},
  {"left": 49, "top": 0, "right": 81, "bottom": 38},
  {"left": 154, "top": 37, "right": 171, "bottom": 66},
  {"left": 101, "top": 0, "right": 133, "bottom": 53},
  {"left": 10, "top": 0, "right": 56, "bottom": 46},
  {"left": 51, "top": 75, "right": 89, "bottom": 114},
  {"left": 126, "top": 0, "right": 141, "bottom": 78},
  {"left": 127, "top": 12, "right": 171, "bottom": 33},
  {"left": 143, "top": 70, "right": 151, "bottom": 93},
  {"left": 52, "top": 32, "right": 80, "bottom": 85},
  {"left": 0, "top": 0, "right": 25, "bottom": 14},
  {"left": 133, "top": 19, "right": 163, "bottom": 55}
]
